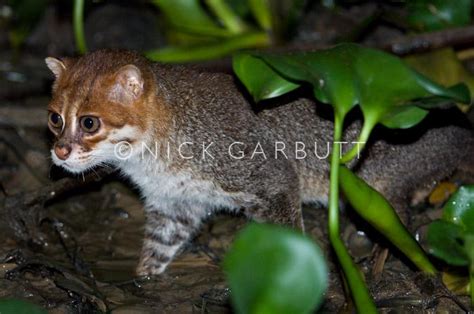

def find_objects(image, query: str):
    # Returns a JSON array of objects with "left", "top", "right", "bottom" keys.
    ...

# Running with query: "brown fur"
[{"left": 46, "top": 49, "right": 474, "bottom": 275}]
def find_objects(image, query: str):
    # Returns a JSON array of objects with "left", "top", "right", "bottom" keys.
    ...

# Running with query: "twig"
[
  {"left": 381, "top": 25, "right": 474, "bottom": 56},
  {"left": 189, "top": 24, "right": 474, "bottom": 72}
]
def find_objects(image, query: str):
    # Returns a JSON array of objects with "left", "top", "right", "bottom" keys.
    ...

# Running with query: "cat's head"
[{"left": 45, "top": 50, "right": 163, "bottom": 174}]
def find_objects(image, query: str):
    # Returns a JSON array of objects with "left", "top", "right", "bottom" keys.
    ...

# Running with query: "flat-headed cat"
[{"left": 45, "top": 50, "right": 473, "bottom": 275}]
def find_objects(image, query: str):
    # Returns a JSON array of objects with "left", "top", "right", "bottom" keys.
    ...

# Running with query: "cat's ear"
[
  {"left": 45, "top": 57, "right": 67, "bottom": 79},
  {"left": 109, "top": 64, "right": 144, "bottom": 105}
]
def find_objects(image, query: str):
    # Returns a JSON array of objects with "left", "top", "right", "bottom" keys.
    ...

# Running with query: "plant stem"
[
  {"left": 339, "top": 118, "right": 376, "bottom": 164},
  {"left": 470, "top": 263, "right": 474, "bottom": 308},
  {"left": 329, "top": 113, "right": 377, "bottom": 313},
  {"left": 466, "top": 235, "right": 474, "bottom": 308},
  {"left": 73, "top": 0, "right": 87, "bottom": 54},
  {"left": 205, "top": 0, "right": 248, "bottom": 34}
]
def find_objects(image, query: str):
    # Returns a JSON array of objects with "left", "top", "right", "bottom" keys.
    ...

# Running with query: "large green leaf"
[
  {"left": 412, "top": 72, "right": 471, "bottom": 104},
  {"left": 241, "top": 44, "right": 470, "bottom": 128},
  {"left": 443, "top": 185, "right": 474, "bottom": 233},
  {"left": 223, "top": 223, "right": 328, "bottom": 314},
  {"left": 405, "top": 48, "right": 474, "bottom": 110},
  {"left": 233, "top": 53, "right": 299, "bottom": 102},
  {"left": 379, "top": 106, "right": 429, "bottom": 129},
  {"left": 426, "top": 186, "right": 474, "bottom": 306},
  {"left": 427, "top": 220, "right": 469, "bottom": 266},
  {"left": 426, "top": 186, "right": 474, "bottom": 268},
  {"left": 406, "top": 0, "right": 473, "bottom": 32},
  {"left": 147, "top": 32, "right": 269, "bottom": 62},
  {"left": 339, "top": 165, "right": 436, "bottom": 273},
  {"left": 256, "top": 47, "right": 358, "bottom": 118},
  {"left": 403, "top": 84, "right": 470, "bottom": 111}
]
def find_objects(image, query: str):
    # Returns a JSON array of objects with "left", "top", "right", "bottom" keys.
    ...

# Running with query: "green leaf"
[
  {"left": 349, "top": 46, "right": 467, "bottom": 126},
  {"left": 426, "top": 185, "right": 474, "bottom": 307},
  {"left": 205, "top": 0, "right": 249, "bottom": 33},
  {"left": 339, "top": 165, "right": 436, "bottom": 274},
  {"left": 380, "top": 106, "right": 429, "bottom": 129},
  {"left": 406, "top": 0, "right": 473, "bottom": 32},
  {"left": 258, "top": 48, "right": 358, "bottom": 118},
  {"left": 152, "top": 0, "right": 232, "bottom": 37},
  {"left": 249, "top": 44, "right": 470, "bottom": 126},
  {"left": 234, "top": 44, "right": 470, "bottom": 165},
  {"left": 404, "top": 84, "right": 470, "bottom": 111},
  {"left": 405, "top": 48, "right": 474, "bottom": 110},
  {"left": 412, "top": 72, "right": 471, "bottom": 104},
  {"left": 227, "top": 0, "right": 252, "bottom": 18},
  {"left": 248, "top": 0, "right": 272, "bottom": 31},
  {"left": 147, "top": 32, "right": 269, "bottom": 62},
  {"left": 232, "top": 44, "right": 472, "bottom": 308},
  {"left": 443, "top": 185, "right": 474, "bottom": 233},
  {"left": 427, "top": 220, "right": 469, "bottom": 266},
  {"left": 233, "top": 53, "right": 299, "bottom": 102},
  {"left": 0, "top": 299, "right": 46, "bottom": 314},
  {"left": 223, "top": 223, "right": 328, "bottom": 314}
]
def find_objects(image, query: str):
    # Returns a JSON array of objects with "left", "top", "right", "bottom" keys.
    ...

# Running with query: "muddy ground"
[{"left": 1, "top": 2, "right": 473, "bottom": 313}]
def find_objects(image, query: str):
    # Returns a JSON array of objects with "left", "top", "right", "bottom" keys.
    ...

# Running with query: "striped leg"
[{"left": 136, "top": 210, "right": 199, "bottom": 276}]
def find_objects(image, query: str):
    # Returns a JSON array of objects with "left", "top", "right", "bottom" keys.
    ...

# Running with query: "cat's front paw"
[{"left": 136, "top": 255, "right": 168, "bottom": 276}]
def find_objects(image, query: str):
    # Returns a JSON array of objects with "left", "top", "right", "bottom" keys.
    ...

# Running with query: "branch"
[{"left": 380, "top": 25, "right": 474, "bottom": 56}]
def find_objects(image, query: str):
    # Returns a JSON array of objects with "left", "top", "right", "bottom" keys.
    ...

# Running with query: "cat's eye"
[
  {"left": 48, "top": 112, "right": 63, "bottom": 130},
  {"left": 80, "top": 116, "right": 100, "bottom": 133}
]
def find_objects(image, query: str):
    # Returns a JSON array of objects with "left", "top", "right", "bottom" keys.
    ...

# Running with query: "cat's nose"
[{"left": 54, "top": 143, "right": 72, "bottom": 160}]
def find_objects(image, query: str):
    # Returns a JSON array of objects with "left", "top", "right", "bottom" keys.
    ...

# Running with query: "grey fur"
[{"left": 47, "top": 51, "right": 474, "bottom": 276}]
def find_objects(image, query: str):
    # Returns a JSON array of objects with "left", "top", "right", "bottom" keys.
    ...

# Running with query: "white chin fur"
[{"left": 51, "top": 150, "right": 100, "bottom": 174}]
